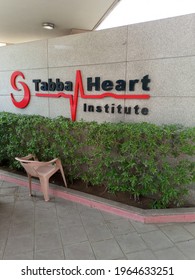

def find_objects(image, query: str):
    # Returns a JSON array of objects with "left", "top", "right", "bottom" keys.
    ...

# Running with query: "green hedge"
[{"left": 0, "top": 112, "right": 194, "bottom": 208}]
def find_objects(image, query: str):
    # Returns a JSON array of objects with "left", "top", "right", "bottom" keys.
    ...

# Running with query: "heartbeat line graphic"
[{"left": 35, "top": 70, "right": 150, "bottom": 121}]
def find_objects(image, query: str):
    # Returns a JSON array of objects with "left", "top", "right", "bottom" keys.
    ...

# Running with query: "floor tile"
[
  {"left": 35, "top": 217, "right": 59, "bottom": 234},
  {"left": 35, "top": 207, "right": 57, "bottom": 219},
  {"left": 79, "top": 208, "right": 105, "bottom": 226},
  {"left": 0, "top": 196, "right": 15, "bottom": 203},
  {"left": 141, "top": 230, "right": 174, "bottom": 251},
  {"left": 0, "top": 203, "right": 14, "bottom": 217},
  {"left": 64, "top": 241, "right": 95, "bottom": 260},
  {"left": 0, "top": 186, "right": 18, "bottom": 195},
  {"left": 1, "top": 176, "right": 195, "bottom": 260},
  {"left": 35, "top": 249, "right": 65, "bottom": 260},
  {"left": 126, "top": 249, "right": 157, "bottom": 260},
  {"left": 58, "top": 213, "right": 83, "bottom": 228},
  {"left": 35, "top": 200, "right": 57, "bottom": 210},
  {"left": 84, "top": 223, "right": 113, "bottom": 242},
  {"left": 12, "top": 212, "right": 34, "bottom": 225},
  {"left": 4, "top": 234, "right": 34, "bottom": 257},
  {"left": 8, "top": 221, "right": 34, "bottom": 238},
  {"left": 56, "top": 199, "right": 78, "bottom": 210},
  {"left": 0, "top": 222, "right": 10, "bottom": 239},
  {"left": 60, "top": 225, "right": 88, "bottom": 245},
  {"left": 100, "top": 211, "right": 122, "bottom": 221},
  {"left": 107, "top": 219, "right": 135, "bottom": 235},
  {"left": 35, "top": 230, "right": 62, "bottom": 252},
  {"left": 160, "top": 224, "right": 194, "bottom": 243},
  {"left": 115, "top": 232, "right": 147, "bottom": 254},
  {"left": 14, "top": 200, "right": 35, "bottom": 210},
  {"left": 183, "top": 223, "right": 195, "bottom": 237},
  {"left": 131, "top": 221, "right": 158, "bottom": 233},
  {"left": 0, "top": 239, "right": 6, "bottom": 254},
  {"left": 91, "top": 238, "right": 125, "bottom": 260},
  {"left": 154, "top": 247, "right": 187, "bottom": 260},
  {"left": 3, "top": 251, "right": 34, "bottom": 260},
  {"left": 0, "top": 250, "right": 3, "bottom": 259},
  {"left": 56, "top": 205, "right": 79, "bottom": 217},
  {"left": 176, "top": 239, "right": 195, "bottom": 259}
]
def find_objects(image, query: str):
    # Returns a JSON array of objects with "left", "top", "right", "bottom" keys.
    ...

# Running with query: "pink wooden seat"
[{"left": 15, "top": 154, "right": 67, "bottom": 201}]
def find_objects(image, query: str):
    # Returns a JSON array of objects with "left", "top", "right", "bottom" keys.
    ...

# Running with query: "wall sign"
[
  {"left": 10, "top": 70, "right": 151, "bottom": 121},
  {"left": 10, "top": 71, "right": 31, "bottom": 109}
]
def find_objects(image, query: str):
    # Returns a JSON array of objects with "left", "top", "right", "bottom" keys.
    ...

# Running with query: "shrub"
[{"left": 0, "top": 112, "right": 194, "bottom": 208}]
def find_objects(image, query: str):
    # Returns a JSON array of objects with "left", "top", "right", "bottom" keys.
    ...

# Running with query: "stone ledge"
[{"left": 1, "top": 169, "right": 195, "bottom": 224}]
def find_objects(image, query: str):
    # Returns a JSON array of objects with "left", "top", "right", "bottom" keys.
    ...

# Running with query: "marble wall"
[{"left": 0, "top": 14, "right": 194, "bottom": 126}]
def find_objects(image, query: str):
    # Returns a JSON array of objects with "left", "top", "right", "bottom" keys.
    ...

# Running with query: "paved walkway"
[{"left": 1, "top": 176, "right": 195, "bottom": 260}]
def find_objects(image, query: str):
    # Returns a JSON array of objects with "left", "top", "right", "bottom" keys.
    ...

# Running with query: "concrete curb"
[{"left": 1, "top": 170, "right": 195, "bottom": 224}]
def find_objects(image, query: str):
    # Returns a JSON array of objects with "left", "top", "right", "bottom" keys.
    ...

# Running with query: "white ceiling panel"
[{"left": 0, "top": 0, "right": 120, "bottom": 44}]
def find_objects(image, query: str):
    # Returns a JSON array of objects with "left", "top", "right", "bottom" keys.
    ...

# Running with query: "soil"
[
  {"left": 51, "top": 173, "right": 155, "bottom": 209},
  {"left": 50, "top": 173, "right": 194, "bottom": 210},
  {"left": 1, "top": 167, "right": 194, "bottom": 209}
]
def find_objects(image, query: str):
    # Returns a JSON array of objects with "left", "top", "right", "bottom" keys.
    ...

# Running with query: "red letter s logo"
[{"left": 10, "top": 71, "right": 31, "bottom": 108}]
